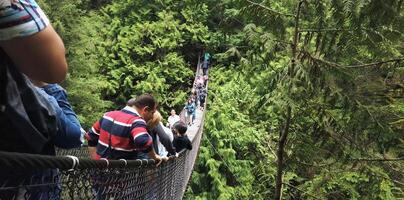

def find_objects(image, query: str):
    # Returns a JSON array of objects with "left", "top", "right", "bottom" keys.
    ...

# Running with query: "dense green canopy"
[{"left": 38, "top": 0, "right": 403, "bottom": 199}]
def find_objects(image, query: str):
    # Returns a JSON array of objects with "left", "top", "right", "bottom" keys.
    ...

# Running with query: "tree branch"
[
  {"left": 299, "top": 27, "right": 382, "bottom": 33},
  {"left": 266, "top": 138, "right": 278, "bottom": 160},
  {"left": 246, "top": 0, "right": 295, "bottom": 17},
  {"left": 351, "top": 157, "right": 404, "bottom": 162},
  {"left": 295, "top": 159, "right": 338, "bottom": 167},
  {"left": 299, "top": 28, "right": 355, "bottom": 32},
  {"left": 345, "top": 58, "right": 403, "bottom": 68},
  {"left": 299, "top": 50, "right": 403, "bottom": 68}
]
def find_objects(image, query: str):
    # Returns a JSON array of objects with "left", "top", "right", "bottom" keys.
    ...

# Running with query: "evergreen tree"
[{"left": 38, "top": 0, "right": 403, "bottom": 198}]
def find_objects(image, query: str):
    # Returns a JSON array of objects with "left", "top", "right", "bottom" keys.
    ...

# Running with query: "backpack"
[{"left": 0, "top": 49, "right": 58, "bottom": 154}]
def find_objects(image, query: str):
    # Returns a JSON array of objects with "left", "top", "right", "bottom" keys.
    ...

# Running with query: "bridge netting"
[{"left": 0, "top": 58, "right": 207, "bottom": 200}]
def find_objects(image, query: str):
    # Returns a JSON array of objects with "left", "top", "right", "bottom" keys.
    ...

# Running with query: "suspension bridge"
[{"left": 0, "top": 59, "right": 208, "bottom": 200}]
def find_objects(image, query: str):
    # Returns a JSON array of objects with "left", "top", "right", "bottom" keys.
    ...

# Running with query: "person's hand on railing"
[
  {"left": 155, "top": 155, "right": 170, "bottom": 166},
  {"left": 153, "top": 155, "right": 163, "bottom": 166},
  {"left": 148, "top": 149, "right": 169, "bottom": 166},
  {"left": 167, "top": 153, "right": 179, "bottom": 161},
  {"left": 88, "top": 147, "right": 98, "bottom": 160}
]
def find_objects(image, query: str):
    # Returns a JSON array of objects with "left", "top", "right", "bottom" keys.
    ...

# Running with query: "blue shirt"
[
  {"left": 35, "top": 84, "right": 83, "bottom": 149},
  {"left": 185, "top": 102, "right": 196, "bottom": 115}
]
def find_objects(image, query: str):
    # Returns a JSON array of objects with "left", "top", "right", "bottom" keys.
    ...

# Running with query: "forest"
[{"left": 37, "top": 0, "right": 403, "bottom": 199}]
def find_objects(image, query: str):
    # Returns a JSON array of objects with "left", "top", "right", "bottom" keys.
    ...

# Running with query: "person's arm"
[
  {"left": 88, "top": 147, "right": 98, "bottom": 160},
  {"left": 131, "top": 118, "right": 165, "bottom": 165},
  {"left": 187, "top": 137, "right": 193, "bottom": 150},
  {"left": 147, "top": 149, "right": 164, "bottom": 166},
  {"left": 85, "top": 118, "right": 102, "bottom": 158},
  {"left": 34, "top": 86, "right": 82, "bottom": 149},
  {"left": 0, "top": 2, "right": 67, "bottom": 83},
  {"left": 152, "top": 123, "right": 176, "bottom": 155},
  {"left": 147, "top": 149, "right": 161, "bottom": 160},
  {"left": 40, "top": 83, "right": 83, "bottom": 148},
  {"left": 172, "top": 138, "right": 179, "bottom": 153},
  {"left": 42, "top": 84, "right": 81, "bottom": 125}
]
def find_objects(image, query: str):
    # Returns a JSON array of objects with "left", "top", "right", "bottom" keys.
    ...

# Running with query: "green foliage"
[
  {"left": 97, "top": 0, "right": 210, "bottom": 114},
  {"left": 189, "top": 0, "right": 403, "bottom": 199},
  {"left": 39, "top": 0, "right": 403, "bottom": 198},
  {"left": 302, "top": 166, "right": 403, "bottom": 200},
  {"left": 186, "top": 67, "right": 273, "bottom": 199}
]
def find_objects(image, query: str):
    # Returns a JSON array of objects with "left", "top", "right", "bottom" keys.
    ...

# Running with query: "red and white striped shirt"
[{"left": 85, "top": 106, "right": 153, "bottom": 160}]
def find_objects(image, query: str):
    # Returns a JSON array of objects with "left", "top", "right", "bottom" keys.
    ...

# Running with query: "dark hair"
[
  {"left": 173, "top": 121, "right": 187, "bottom": 135},
  {"left": 127, "top": 94, "right": 157, "bottom": 110}
]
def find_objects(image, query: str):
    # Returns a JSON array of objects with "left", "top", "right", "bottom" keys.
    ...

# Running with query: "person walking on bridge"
[
  {"left": 185, "top": 98, "right": 196, "bottom": 126},
  {"left": 167, "top": 109, "right": 180, "bottom": 129},
  {"left": 202, "top": 52, "right": 210, "bottom": 76},
  {"left": 85, "top": 94, "right": 163, "bottom": 163}
]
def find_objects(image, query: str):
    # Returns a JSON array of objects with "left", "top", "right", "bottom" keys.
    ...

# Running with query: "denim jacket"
[{"left": 36, "top": 84, "right": 83, "bottom": 149}]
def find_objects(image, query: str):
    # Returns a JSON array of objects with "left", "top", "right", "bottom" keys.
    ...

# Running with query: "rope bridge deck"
[{"left": 0, "top": 59, "right": 208, "bottom": 200}]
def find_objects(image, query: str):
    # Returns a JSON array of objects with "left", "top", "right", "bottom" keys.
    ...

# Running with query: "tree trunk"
[
  {"left": 274, "top": 106, "right": 291, "bottom": 200},
  {"left": 274, "top": 1, "right": 303, "bottom": 199}
]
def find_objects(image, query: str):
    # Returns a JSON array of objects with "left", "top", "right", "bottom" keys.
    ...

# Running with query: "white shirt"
[{"left": 167, "top": 115, "right": 180, "bottom": 128}]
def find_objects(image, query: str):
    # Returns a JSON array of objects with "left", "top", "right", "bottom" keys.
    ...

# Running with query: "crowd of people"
[
  {"left": 0, "top": 0, "right": 210, "bottom": 198},
  {"left": 184, "top": 57, "right": 209, "bottom": 126},
  {"left": 85, "top": 53, "right": 210, "bottom": 163},
  {"left": 85, "top": 93, "right": 200, "bottom": 163}
]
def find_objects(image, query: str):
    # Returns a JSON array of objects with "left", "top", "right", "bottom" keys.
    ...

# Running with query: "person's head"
[
  {"left": 187, "top": 98, "right": 192, "bottom": 104},
  {"left": 127, "top": 94, "right": 157, "bottom": 122},
  {"left": 170, "top": 109, "right": 176, "bottom": 116},
  {"left": 172, "top": 121, "right": 187, "bottom": 136},
  {"left": 147, "top": 110, "right": 162, "bottom": 129}
]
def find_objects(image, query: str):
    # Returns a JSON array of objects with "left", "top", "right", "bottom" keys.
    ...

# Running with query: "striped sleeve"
[
  {"left": 0, "top": 0, "right": 50, "bottom": 40},
  {"left": 85, "top": 118, "right": 102, "bottom": 147},
  {"left": 130, "top": 119, "right": 153, "bottom": 152}
]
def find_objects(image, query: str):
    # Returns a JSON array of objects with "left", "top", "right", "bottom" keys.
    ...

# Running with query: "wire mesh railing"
[
  {"left": 0, "top": 129, "right": 202, "bottom": 200},
  {"left": 0, "top": 56, "right": 208, "bottom": 200}
]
